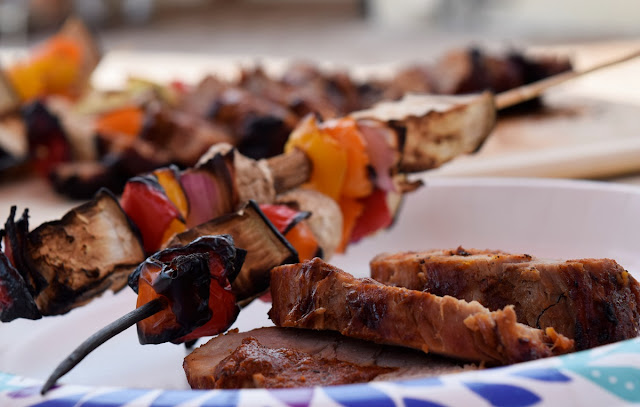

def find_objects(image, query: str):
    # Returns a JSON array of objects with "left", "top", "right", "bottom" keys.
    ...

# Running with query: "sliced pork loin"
[
  {"left": 184, "top": 326, "right": 476, "bottom": 389},
  {"left": 370, "top": 247, "right": 640, "bottom": 350},
  {"left": 269, "top": 258, "right": 573, "bottom": 365}
]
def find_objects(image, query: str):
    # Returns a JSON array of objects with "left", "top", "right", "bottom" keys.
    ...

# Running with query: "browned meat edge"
[
  {"left": 370, "top": 248, "right": 640, "bottom": 350},
  {"left": 269, "top": 258, "right": 573, "bottom": 365}
]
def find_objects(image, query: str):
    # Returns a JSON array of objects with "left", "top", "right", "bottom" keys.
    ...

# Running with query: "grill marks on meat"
[
  {"left": 269, "top": 258, "right": 573, "bottom": 365},
  {"left": 184, "top": 327, "right": 475, "bottom": 389},
  {"left": 370, "top": 248, "right": 640, "bottom": 350}
]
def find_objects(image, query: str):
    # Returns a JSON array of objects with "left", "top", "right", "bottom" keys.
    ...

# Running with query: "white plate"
[{"left": 1, "top": 177, "right": 640, "bottom": 406}]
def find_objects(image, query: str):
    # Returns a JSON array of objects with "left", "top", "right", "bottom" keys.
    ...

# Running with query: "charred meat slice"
[
  {"left": 0, "top": 250, "right": 41, "bottom": 321},
  {"left": 27, "top": 189, "right": 145, "bottom": 315},
  {"left": 431, "top": 47, "right": 572, "bottom": 96},
  {"left": 208, "top": 88, "right": 298, "bottom": 160},
  {"left": 184, "top": 326, "right": 475, "bottom": 389},
  {"left": 370, "top": 248, "right": 640, "bottom": 350},
  {"left": 269, "top": 258, "right": 573, "bottom": 365}
]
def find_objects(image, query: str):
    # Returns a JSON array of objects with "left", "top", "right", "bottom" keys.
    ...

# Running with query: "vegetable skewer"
[
  {"left": 0, "top": 18, "right": 578, "bottom": 198},
  {"left": 30, "top": 93, "right": 490, "bottom": 392},
  {"left": 40, "top": 298, "right": 164, "bottom": 394}
]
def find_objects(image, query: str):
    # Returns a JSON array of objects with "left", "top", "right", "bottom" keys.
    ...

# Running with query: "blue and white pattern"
[{"left": 2, "top": 336, "right": 640, "bottom": 407}]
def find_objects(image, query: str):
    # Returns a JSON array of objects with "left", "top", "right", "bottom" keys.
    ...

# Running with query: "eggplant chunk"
[
  {"left": 0, "top": 251, "right": 41, "bottom": 322},
  {"left": 352, "top": 92, "right": 496, "bottom": 173},
  {"left": 27, "top": 189, "right": 145, "bottom": 315},
  {"left": 166, "top": 201, "right": 298, "bottom": 302}
]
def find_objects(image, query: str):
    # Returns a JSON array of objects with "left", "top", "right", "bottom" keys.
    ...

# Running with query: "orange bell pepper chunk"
[
  {"left": 285, "top": 115, "right": 347, "bottom": 201},
  {"left": 259, "top": 204, "right": 320, "bottom": 261},
  {"left": 285, "top": 222, "right": 319, "bottom": 261},
  {"left": 154, "top": 167, "right": 189, "bottom": 219},
  {"left": 160, "top": 218, "right": 187, "bottom": 246},
  {"left": 321, "top": 118, "right": 373, "bottom": 199},
  {"left": 6, "top": 35, "right": 83, "bottom": 101},
  {"left": 336, "top": 196, "right": 365, "bottom": 253},
  {"left": 95, "top": 106, "right": 144, "bottom": 140},
  {"left": 6, "top": 64, "right": 45, "bottom": 102}
]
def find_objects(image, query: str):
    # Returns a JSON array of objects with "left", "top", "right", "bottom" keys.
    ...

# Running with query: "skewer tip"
[{"left": 39, "top": 298, "right": 165, "bottom": 395}]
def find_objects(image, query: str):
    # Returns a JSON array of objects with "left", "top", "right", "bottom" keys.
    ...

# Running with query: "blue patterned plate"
[{"left": 2, "top": 178, "right": 639, "bottom": 406}]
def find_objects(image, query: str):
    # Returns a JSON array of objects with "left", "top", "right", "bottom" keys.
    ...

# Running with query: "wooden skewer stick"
[
  {"left": 494, "top": 49, "right": 640, "bottom": 110},
  {"left": 40, "top": 298, "right": 166, "bottom": 395}
]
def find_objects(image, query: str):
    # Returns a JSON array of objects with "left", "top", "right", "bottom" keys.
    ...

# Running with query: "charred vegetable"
[
  {"left": 121, "top": 148, "right": 238, "bottom": 253},
  {"left": 41, "top": 201, "right": 299, "bottom": 393},
  {"left": 2, "top": 207, "right": 46, "bottom": 297},
  {"left": 0, "top": 251, "right": 40, "bottom": 321},
  {"left": 259, "top": 203, "right": 321, "bottom": 262},
  {"left": 41, "top": 234, "right": 246, "bottom": 394},
  {"left": 166, "top": 200, "right": 298, "bottom": 302},
  {"left": 128, "top": 235, "right": 245, "bottom": 344},
  {"left": 1, "top": 189, "right": 145, "bottom": 317},
  {"left": 28, "top": 189, "right": 145, "bottom": 315}
]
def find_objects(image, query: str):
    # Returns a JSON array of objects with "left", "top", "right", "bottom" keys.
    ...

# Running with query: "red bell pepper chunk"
[
  {"left": 260, "top": 204, "right": 319, "bottom": 261},
  {"left": 120, "top": 177, "right": 181, "bottom": 253},
  {"left": 350, "top": 188, "right": 393, "bottom": 243}
]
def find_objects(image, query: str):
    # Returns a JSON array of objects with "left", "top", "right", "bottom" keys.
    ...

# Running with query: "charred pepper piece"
[
  {"left": 128, "top": 235, "right": 245, "bottom": 345},
  {"left": 2, "top": 206, "right": 46, "bottom": 297},
  {"left": 167, "top": 201, "right": 298, "bottom": 302},
  {"left": 120, "top": 148, "right": 239, "bottom": 254},
  {"left": 120, "top": 174, "right": 183, "bottom": 254},
  {"left": 41, "top": 234, "right": 246, "bottom": 394},
  {"left": 259, "top": 204, "right": 320, "bottom": 262},
  {"left": 0, "top": 251, "right": 41, "bottom": 322}
]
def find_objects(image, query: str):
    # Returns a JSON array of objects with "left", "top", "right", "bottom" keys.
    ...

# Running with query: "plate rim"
[{"left": 2, "top": 176, "right": 640, "bottom": 406}]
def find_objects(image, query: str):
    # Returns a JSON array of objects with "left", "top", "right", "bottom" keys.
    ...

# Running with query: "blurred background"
[
  {"left": 0, "top": 0, "right": 639, "bottom": 188},
  {"left": 1, "top": 0, "right": 639, "bottom": 66}
]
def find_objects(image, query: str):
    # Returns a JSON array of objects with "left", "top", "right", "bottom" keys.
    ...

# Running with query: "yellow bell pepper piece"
[
  {"left": 285, "top": 115, "right": 347, "bottom": 201},
  {"left": 154, "top": 167, "right": 189, "bottom": 219},
  {"left": 161, "top": 218, "right": 187, "bottom": 246},
  {"left": 6, "top": 34, "right": 82, "bottom": 101}
]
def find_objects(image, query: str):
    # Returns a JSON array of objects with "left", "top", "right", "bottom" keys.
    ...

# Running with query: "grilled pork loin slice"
[
  {"left": 269, "top": 258, "right": 573, "bottom": 365},
  {"left": 370, "top": 248, "right": 640, "bottom": 350},
  {"left": 184, "top": 326, "right": 476, "bottom": 389}
]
